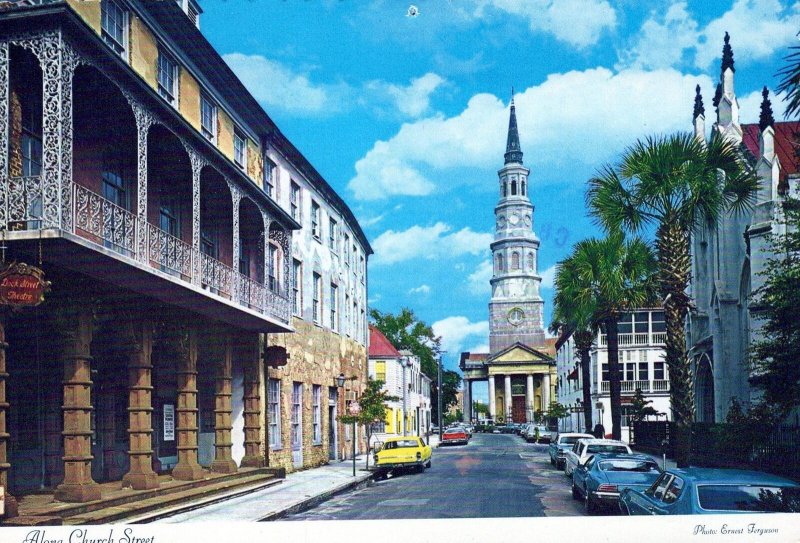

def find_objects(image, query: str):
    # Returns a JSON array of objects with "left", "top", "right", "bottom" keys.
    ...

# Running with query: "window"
[
  {"left": 157, "top": 49, "right": 178, "bottom": 105},
  {"left": 290, "top": 181, "right": 300, "bottom": 221},
  {"left": 312, "top": 385, "right": 322, "bottom": 444},
  {"left": 359, "top": 255, "right": 365, "bottom": 281},
  {"left": 634, "top": 312, "right": 649, "bottom": 333},
  {"left": 375, "top": 361, "right": 386, "bottom": 383},
  {"left": 312, "top": 272, "right": 321, "bottom": 324},
  {"left": 101, "top": 0, "right": 127, "bottom": 57},
  {"left": 292, "top": 259, "right": 302, "bottom": 316},
  {"left": 344, "top": 234, "right": 350, "bottom": 266},
  {"left": 652, "top": 311, "right": 666, "bottom": 333},
  {"left": 496, "top": 253, "right": 504, "bottom": 272},
  {"left": 618, "top": 313, "right": 633, "bottom": 334},
  {"left": 311, "top": 201, "right": 321, "bottom": 239},
  {"left": 330, "top": 283, "right": 338, "bottom": 331},
  {"left": 234, "top": 129, "right": 247, "bottom": 170},
  {"left": 344, "top": 294, "right": 350, "bottom": 336},
  {"left": 511, "top": 252, "right": 520, "bottom": 270},
  {"left": 654, "top": 361, "right": 666, "bottom": 380},
  {"left": 646, "top": 474, "right": 673, "bottom": 500},
  {"left": 268, "top": 379, "right": 281, "bottom": 449},
  {"left": 638, "top": 361, "right": 649, "bottom": 381},
  {"left": 264, "top": 158, "right": 277, "bottom": 199},
  {"left": 329, "top": 218, "right": 337, "bottom": 251},
  {"left": 20, "top": 93, "right": 42, "bottom": 177},
  {"left": 268, "top": 244, "right": 280, "bottom": 292},
  {"left": 239, "top": 243, "right": 250, "bottom": 277},
  {"left": 200, "top": 94, "right": 216, "bottom": 142},
  {"left": 291, "top": 382, "right": 302, "bottom": 450},
  {"left": 662, "top": 476, "right": 685, "bottom": 504}
]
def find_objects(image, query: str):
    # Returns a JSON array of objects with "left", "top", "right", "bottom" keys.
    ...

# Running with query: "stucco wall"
[
  {"left": 179, "top": 68, "right": 201, "bottom": 131},
  {"left": 67, "top": 0, "right": 102, "bottom": 35},
  {"left": 217, "top": 109, "right": 235, "bottom": 162},
  {"left": 129, "top": 16, "right": 158, "bottom": 91}
]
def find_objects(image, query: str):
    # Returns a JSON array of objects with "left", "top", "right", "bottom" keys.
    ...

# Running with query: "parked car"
[
  {"left": 620, "top": 467, "right": 800, "bottom": 515},
  {"left": 571, "top": 454, "right": 663, "bottom": 515},
  {"left": 520, "top": 423, "right": 534, "bottom": 440},
  {"left": 548, "top": 432, "right": 594, "bottom": 469},
  {"left": 564, "top": 438, "right": 632, "bottom": 477},
  {"left": 526, "top": 425, "right": 552, "bottom": 444},
  {"left": 441, "top": 427, "right": 469, "bottom": 445},
  {"left": 373, "top": 436, "right": 432, "bottom": 476}
]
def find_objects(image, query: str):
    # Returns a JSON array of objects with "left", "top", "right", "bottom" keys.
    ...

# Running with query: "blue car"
[
  {"left": 572, "top": 453, "right": 663, "bottom": 515},
  {"left": 620, "top": 467, "right": 800, "bottom": 515}
]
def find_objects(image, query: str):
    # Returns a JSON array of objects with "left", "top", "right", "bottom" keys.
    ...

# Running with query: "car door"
[
  {"left": 628, "top": 473, "right": 673, "bottom": 515},
  {"left": 649, "top": 475, "right": 686, "bottom": 515},
  {"left": 573, "top": 455, "right": 593, "bottom": 492}
]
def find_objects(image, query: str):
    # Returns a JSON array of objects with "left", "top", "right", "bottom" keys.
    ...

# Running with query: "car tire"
[
  {"left": 619, "top": 502, "right": 630, "bottom": 516},
  {"left": 425, "top": 459, "right": 431, "bottom": 469},
  {"left": 571, "top": 481, "right": 581, "bottom": 500},
  {"left": 584, "top": 488, "right": 598, "bottom": 515}
]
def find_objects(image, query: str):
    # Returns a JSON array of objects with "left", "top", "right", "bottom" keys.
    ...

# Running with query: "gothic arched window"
[
  {"left": 511, "top": 252, "right": 520, "bottom": 270},
  {"left": 527, "top": 253, "right": 534, "bottom": 271},
  {"left": 511, "top": 180, "right": 517, "bottom": 195},
  {"left": 521, "top": 180, "right": 526, "bottom": 196},
  {"left": 502, "top": 182, "right": 507, "bottom": 197},
  {"left": 496, "top": 253, "right": 504, "bottom": 272}
]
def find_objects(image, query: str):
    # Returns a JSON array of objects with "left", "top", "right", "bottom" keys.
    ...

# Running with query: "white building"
[{"left": 556, "top": 309, "right": 671, "bottom": 442}]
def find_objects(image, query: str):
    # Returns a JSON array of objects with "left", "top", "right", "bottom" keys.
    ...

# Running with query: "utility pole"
[
  {"left": 438, "top": 350, "right": 445, "bottom": 440},
  {"left": 402, "top": 355, "right": 408, "bottom": 436}
]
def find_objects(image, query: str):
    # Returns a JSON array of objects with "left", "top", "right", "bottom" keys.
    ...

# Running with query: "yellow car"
[{"left": 373, "top": 436, "right": 432, "bottom": 474}]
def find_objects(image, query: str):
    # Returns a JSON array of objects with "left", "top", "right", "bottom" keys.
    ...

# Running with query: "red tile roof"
[
  {"left": 368, "top": 326, "right": 401, "bottom": 358},
  {"left": 742, "top": 121, "right": 800, "bottom": 192}
]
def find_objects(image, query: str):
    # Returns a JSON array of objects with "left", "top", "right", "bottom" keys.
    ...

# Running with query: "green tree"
[
  {"left": 546, "top": 401, "right": 570, "bottom": 420},
  {"left": 749, "top": 199, "right": 800, "bottom": 421},
  {"left": 370, "top": 308, "right": 440, "bottom": 378},
  {"left": 588, "top": 132, "right": 758, "bottom": 466},
  {"left": 433, "top": 369, "right": 462, "bottom": 424},
  {"left": 339, "top": 377, "right": 398, "bottom": 470},
  {"left": 552, "top": 232, "right": 658, "bottom": 440},
  {"left": 630, "top": 388, "right": 659, "bottom": 423},
  {"left": 473, "top": 401, "right": 489, "bottom": 417}
]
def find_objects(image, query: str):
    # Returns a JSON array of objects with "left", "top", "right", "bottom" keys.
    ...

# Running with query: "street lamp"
[
  {"left": 402, "top": 355, "right": 413, "bottom": 436},
  {"left": 437, "top": 350, "right": 445, "bottom": 440},
  {"left": 335, "top": 373, "right": 358, "bottom": 476}
]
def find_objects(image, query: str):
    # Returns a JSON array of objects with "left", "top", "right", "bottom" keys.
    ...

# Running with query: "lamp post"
[
  {"left": 336, "top": 373, "right": 359, "bottom": 477},
  {"left": 437, "top": 350, "right": 445, "bottom": 440}
]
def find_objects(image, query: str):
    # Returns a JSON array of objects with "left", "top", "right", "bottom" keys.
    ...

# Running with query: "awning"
[{"left": 567, "top": 368, "right": 578, "bottom": 380}]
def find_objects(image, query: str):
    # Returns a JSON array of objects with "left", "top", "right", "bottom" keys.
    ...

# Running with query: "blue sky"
[{"left": 200, "top": 0, "right": 797, "bottom": 393}]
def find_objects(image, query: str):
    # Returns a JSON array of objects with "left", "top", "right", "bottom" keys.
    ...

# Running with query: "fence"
[{"left": 631, "top": 421, "right": 800, "bottom": 481}]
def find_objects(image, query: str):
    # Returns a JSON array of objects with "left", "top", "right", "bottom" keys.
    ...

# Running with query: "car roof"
[
  {"left": 558, "top": 433, "right": 594, "bottom": 438},
  {"left": 383, "top": 436, "right": 421, "bottom": 442},
  {"left": 664, "top": 467, "right": 800, "bottom": 486},
  {"left": 579, "top": 438, "right": 629, "bottom": 446},
  {"left": 591, "top": 453, "right": 656, "bottom": 461}
]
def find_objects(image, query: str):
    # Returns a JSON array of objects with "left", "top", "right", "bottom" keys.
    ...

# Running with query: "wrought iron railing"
[
  {"left": 74, "top": 183, "right": 136, "bottom": 256},
  {"left": 8, "top": 175, "right": 43, "bottom": 225},
  {"left": 200, "top": 252, "right": 233, "bottom": 298},
  {"left": 599, "top": 379, "right": 670, "bottom": 394},
  {"left": 599, "top": 332, "right": 666, "bottom": 346},
  {"left": 237, "top": 272, "right": 266, "bottom": 312},
  {"left": 147, "top": 223, "right": 192, "bottom": 279}
]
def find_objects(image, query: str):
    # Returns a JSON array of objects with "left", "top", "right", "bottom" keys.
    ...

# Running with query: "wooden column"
[
  {"left": 0, "top": 312, "right": 18, "bottom": 517},
  {"left": 55, "top": 306, "right": 101, "bottom": 502},
  {"left": 122, "top": 318, "right": 159, "bottom": 490},
  {"left": 172, "top": 326, "right": 203, "bottom": 480},
  {"left": 240, "top": 335, "right": 264, "bottom": 467},
  {"left": 211, "top": 335, "right": 237, "bottom": 473}
]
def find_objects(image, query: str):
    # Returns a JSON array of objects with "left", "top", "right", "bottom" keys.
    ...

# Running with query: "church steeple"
[
  {"left": 721, "top": 31, "right": 735, "bottom": 74},
  {"left": 504, "top": 92, "right": 523, "bottom": 165}
]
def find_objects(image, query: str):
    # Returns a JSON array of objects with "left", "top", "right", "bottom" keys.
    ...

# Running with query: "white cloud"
[
  {"left": 371, "top": 223, "right": 492, "bottom": 265},
  {"left": 223, "top": 53, "right": 347, "bottom": 116},
  {"left": 473, "top": 0, "right": 617, "bottom": 48},
  {"left": 540, "top": 264, "right": 557, "bottom": 289},
  {"left": 349, "top": 69, "right": 714, "bottom": 200},
  {"left": 408, "top": 284, "right": 431, "bottom": 295},
  {"left": 621, "top": 0, "right": 800, "bottom": 72},
  {"left": 467, "top": 259, "right": 493, "bottom": 296},
  {"left": 432, "top": 316, "right": 489, "bottom": 355},
  {"left": 465, "top": 343, "right": 490, "bottom": 354},
  {"left": 365, "top": 73, "right": 446, "bottom": 118}
]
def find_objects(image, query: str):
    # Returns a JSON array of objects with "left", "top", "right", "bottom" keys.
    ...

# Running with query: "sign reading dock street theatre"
[{"left": 0, "top": 262, "right": 50, "bottom": 308}]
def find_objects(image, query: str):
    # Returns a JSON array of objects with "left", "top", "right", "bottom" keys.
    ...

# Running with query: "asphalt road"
[{"left": 284, "top": 432, "right": 586, "bottom": 520}]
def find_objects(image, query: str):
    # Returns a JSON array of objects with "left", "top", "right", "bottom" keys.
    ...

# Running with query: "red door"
[{"left": 512, "top": 397, "right": 526, "bottom": 423}]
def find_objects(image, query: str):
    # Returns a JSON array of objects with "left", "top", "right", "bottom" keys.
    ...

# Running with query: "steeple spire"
[
  {"left": 759, "top": 86, "right": 774, "bottom": 131},
  {"left": 504, "top": 92, "right": 523, "bottom": 165},
  {"left": 721, "top": 31, "right": 735, "bottom": 73},
  {"left": 693, "top": 84, "right": 705, "bottom": 120},
  {"left": 712, "top": 82, "right": 722, "bottom": 113}
]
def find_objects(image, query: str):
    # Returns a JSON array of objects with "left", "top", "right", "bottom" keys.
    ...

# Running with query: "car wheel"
[
  {"left": 425, "top": 459, "right": 431, "bottom": 469},
  {"left": 619, "top": 502, "right": 630, "bottom": 516},
  {"left": 571, "top": 481, "right": 581, "bottom": 500},
  {"left": 584, "top": 488, "right": 598, "bottom": 515},
  {"left": 415, "top": 464, "right": 424, "bottom": 473}
]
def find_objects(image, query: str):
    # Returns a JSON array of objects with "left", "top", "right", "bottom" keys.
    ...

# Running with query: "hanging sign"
[
  {"left": 264, "top": 345, "right": 289, "bottom": 368},
  {"left": 0, "top": 262, "right": 50, "bottom": 308},
  {"left": 348, "top": 401, "right": 361, "bottom": 416},
  {"left": 163, "top": 404, "right": 175, "bottom": 441}
]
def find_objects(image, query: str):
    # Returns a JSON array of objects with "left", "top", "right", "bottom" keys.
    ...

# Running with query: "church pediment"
[{"left": 487, "top": 342, "right": 554, "bottom": 365}]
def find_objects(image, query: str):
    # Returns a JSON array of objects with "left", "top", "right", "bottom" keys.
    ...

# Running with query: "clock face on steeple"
[
  {"left": 497, "top": 215, "right": 506, "bottom": 228},
  {"left": 507, "top": 308, "right": 525, "bottom": 326},
  {"left": 509, "top": 213, "right": 520, "bottom": 225}
]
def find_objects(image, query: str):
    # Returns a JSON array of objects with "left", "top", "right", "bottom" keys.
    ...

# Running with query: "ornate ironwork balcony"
[{"left": 74, "top": 183, "right": 136, "bottom": 256}]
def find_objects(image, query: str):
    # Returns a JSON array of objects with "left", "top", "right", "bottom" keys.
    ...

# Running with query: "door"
[
  {"left": 328, "top": 387, "right": 338, "bottom": 461},
  {"left": 291, "top": 382, "right": 303, "bottom": 468},
  {"left": 512, "top": 396, "right": 526, "bottom": 423}
]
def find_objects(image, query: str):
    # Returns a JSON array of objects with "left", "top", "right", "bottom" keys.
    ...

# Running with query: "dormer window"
[{"left": 101, "top": 0, "right": 128, "bottom": 58}]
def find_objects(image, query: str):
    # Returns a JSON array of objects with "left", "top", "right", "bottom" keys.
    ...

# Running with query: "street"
[{"left": 284, "top": 433, "right": 585, "bottom": 520}]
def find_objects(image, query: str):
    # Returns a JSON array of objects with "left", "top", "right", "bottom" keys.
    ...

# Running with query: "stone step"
[{"left": 63, "top": 473, "right": 282, "bottom": 525}]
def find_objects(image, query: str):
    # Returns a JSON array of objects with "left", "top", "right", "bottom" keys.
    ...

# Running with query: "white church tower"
[{"left": 488, "top": 95, "right": 546, "bottom": 353}]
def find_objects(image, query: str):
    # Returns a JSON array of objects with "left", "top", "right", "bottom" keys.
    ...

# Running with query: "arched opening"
[
  {"left": 501, "top": 182, "right": 507, "bottom": 198},
  {"left": 511, "top": 179, "right": 517, "bottom": 196},
  {"left": 521, "top": 180, "right": 526, "bottom": 196},
  {"left": 527, "top": 253, "right": 534, "bottom": 271},
  {"left": 496, "top": 253, "right": 504, "bottom": 272},
  {"left": 72, "top": 64, "right": 138, "bottom": 254},
  {"left": 238, "top": 198, "right": 265, "bottom": 308},
  {"left": 147, "top": 124, "right": 193, "bottom": 278},
  {"left": 695, "top": 353, "right": 715, "bottom": 423},
  {"left": 200, "top": 167, "right": 233, "bottom": 296},
  {"left": 511, "top": 251, "right": 520, "bottom": 270}
]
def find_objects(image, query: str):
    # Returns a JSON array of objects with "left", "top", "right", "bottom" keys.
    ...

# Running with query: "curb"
[{"left": 257, "top": 473, "right": 374, "bottom": 521}]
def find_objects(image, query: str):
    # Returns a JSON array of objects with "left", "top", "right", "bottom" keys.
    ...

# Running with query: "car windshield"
[
  {"left": 586, "top": 445, "right": 628, "bottom": 454},
  {"left": 445, "top": 429, "right": 464, "bottom": 434},
  {"left": 599, "top": 459, "right": 660, "bottom": 472},
  {"left": 383, "top": 440, "right": 419, "bottom": 449},
  {"left": 560, "top": 436, "right": 583, "bottom": 445},
  {"left": 697, "top": 485, "right": 800, "bottom": 512}
]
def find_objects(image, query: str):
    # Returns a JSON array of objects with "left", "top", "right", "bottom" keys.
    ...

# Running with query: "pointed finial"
[
  {"left": 721, "top": 31, "right": 735, "bottom": 73},
  {"left": 759, "top": 86, "right": 775, "bottom": 131},
  {"left": 712, "top": 82, "right": 722, "bottom": 112},
  {"left": 504, "top": 94, "right": 523, "bottom": 165},
  {"left": 510, "top": 86, "right": 515, "bottom": 106},
  {"left": 693, "top": 84, "right": 705, "bottom": 120}
]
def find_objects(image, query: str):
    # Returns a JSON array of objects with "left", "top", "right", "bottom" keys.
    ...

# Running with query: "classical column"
[
  {"left": 240, "top": 334, "right": 264, "bottom": 467},
  {"left": 122, "top": 318, "right": 159, "bottom": 490},
  {"left": 488, "top": 377, "right": 496, "bottom": 421},
  {"left": 462, "top": 379, "right": 470, "bottom": 423},
  {"left": 0, "top": 311, "right": 18, "bottom": 517},
  {"left": 543, "top": 373, "right": 551, "bottom": 411},
  {"left": 504, "top": 375, "right": 512, "bottom": 422},
  {"left": 211, "top": 335, "right": 237, "bottom": 473},
  {"left": 526, "top": 374, "right": 534, "bottom": 422},
  {"left": 55, "top": 305, "right": 101, "bottom": 502},
  {"left": 172, "top": 326, "right": 203, "bottom": 481}
]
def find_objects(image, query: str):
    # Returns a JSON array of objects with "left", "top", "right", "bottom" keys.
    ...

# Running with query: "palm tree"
[
  {"left": 587, "top": 132, "right": 758, "bottom": 466},
  {"left": 552, "top": 232, "right": 658, "bottom": 440}
]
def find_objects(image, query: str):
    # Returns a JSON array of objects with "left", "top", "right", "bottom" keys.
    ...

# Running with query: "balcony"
[
  {"left": 599, "top": 332, "right": 666, "bottom": 346},
  {"left": 598, "top": 380, "right": 670, "bottom": 394}
]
